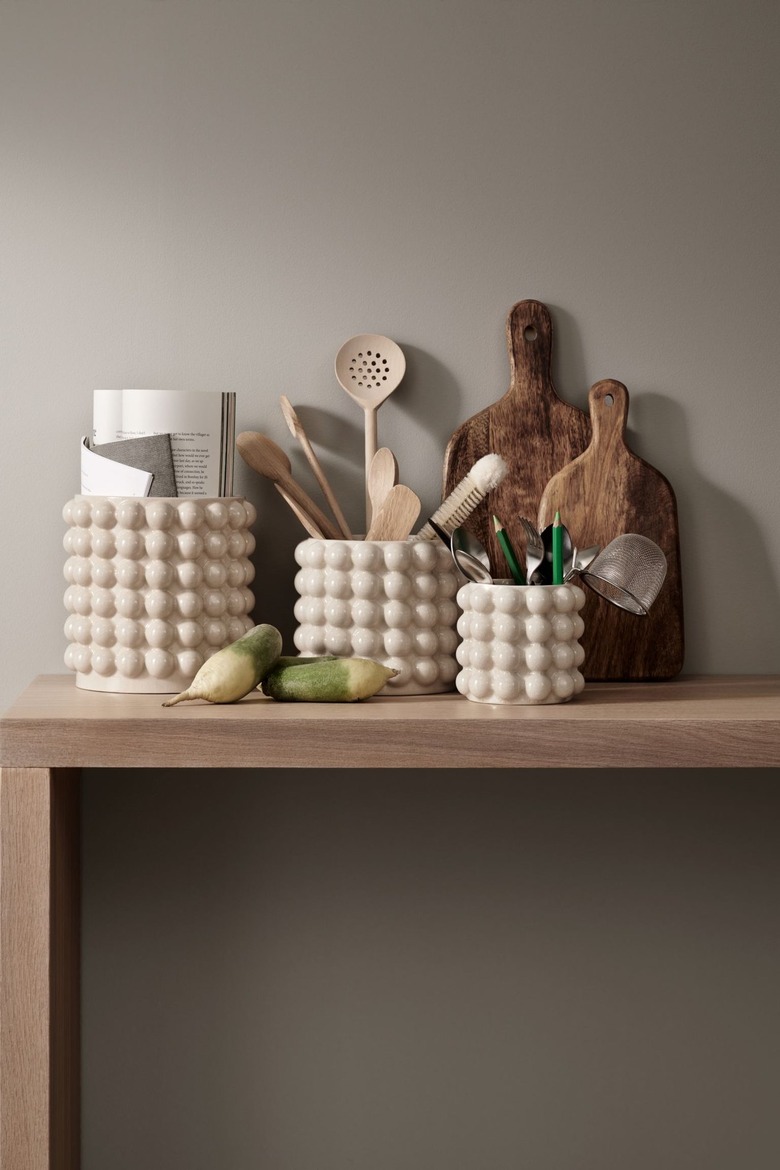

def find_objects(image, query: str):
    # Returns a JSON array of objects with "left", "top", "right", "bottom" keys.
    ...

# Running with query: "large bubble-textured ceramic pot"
[
  {"left": 293, "top": 539, "right": 461, "bottom": 695},
  {"left": 63, "top": 496, "right": 256, "bottom": 693},
  {"left": 456, "top": 581, "right": 587, "bottom": 704}
]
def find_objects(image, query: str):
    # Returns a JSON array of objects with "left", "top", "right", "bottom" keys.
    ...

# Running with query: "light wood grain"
[
  {"left": 279, "top": 396, "right": 352, "bottom": 538},
  {"left": 443, "top": 300, "right": 591, "bottom": 577},
  {"left": 364, "top": 484, "right": 421, "bottom": 541},
  {"left": 0, "top": 678, "right": 776, "bottom": 1170},
  {"left": 1, "top": 676, "right": 779, "bottom": 770},
  {"left": 538, "top": 379, "right": 684, "bottom": 681},
  {"left": 274, "top": 484, "right": 325, "bottom": 538},
  {"left": 367, "top": 447, "right": 399, "bottom": 518},
  {"left": 236, "top": 431, "right": 341, "bottom": 539},
  {"left": 334, "top": 333, "right": 406, "bottom": 529},
  {"left": 0, "top": 766, "right": 80, "bottom": 1170}
]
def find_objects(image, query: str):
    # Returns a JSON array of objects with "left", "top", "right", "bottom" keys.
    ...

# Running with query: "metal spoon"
[
  {"left": 451, "top": 527, "right": 494, "bottom": 584},
  {"left": 519, "top": 517, "right": 545, "bottom": 583},
  {"left": 531, "top": 521, "right": 574, "bottom": 584},
  {"left": 334, "top": 334, "right": 406, "bottom": 528},
  {"left": 429, "top": 521, "right": 492, "bottom": 584}
]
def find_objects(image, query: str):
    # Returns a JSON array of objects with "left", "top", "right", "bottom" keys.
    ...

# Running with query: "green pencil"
[
  {"left": 552, "top": 510, "right": 564, "bottom": 585},
  {"left": 492, "top": 515, "right": 526, "bottom": 585}
]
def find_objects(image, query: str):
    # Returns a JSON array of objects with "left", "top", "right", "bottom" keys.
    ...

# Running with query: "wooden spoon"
[
  {"left": 334, "top": 333, "right": 405, "bottom": 528},
  {"left": 236, "top": 432, "right": 342, "bottom": 540},
  {"left": 367, "top": 447, "right": 399, "bottom": 519},
  {"left": 275, "top": 484, "right": 325, "bottom": 539},
  {"left": 365, "top": 484, "right": 421, "bottom": 542},
  {"left": 279, "top": 396, "right": 352, "bottom": 538}
]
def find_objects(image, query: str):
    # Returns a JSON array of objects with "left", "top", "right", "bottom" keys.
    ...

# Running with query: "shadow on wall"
[
  {"left": 629, "top": 392, "right": 780, "bottom": 674},
  {"left": 392, "top": 342, "right": 467, "bottom": 464},
  {"left": 545, "top": 302, "right": 592, "bottom": 411}
]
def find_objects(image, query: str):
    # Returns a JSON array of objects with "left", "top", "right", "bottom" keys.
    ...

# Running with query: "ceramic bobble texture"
[
  {"left": 293, "top": 539, "right": 461, "bottom": 695},
  {"left": 63, "top": 496, "right": 256, "bottom": 693},
  {"left": 456, "top": 582, "right": 587, "bottom": 704}
]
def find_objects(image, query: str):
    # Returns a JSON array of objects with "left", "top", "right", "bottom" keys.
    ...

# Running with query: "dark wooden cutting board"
[
  {"left": 538, "top": 379, "right": 684, "bottom": 680},
  {"left": 443, "top": 300, "right": 592, "bottom": 576}
]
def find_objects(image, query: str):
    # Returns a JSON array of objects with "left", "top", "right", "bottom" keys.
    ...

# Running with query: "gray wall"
[{"left": 2, "top": 1, "right": 779, "bottom": 1167}]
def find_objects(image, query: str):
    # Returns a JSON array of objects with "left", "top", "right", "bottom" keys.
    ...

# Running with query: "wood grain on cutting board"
[
  {"left": 443, "top": 300, "right": 591, "bottom": 577},
  {"left": 538, "top": 379, "right": 684, "bottom": 680}
]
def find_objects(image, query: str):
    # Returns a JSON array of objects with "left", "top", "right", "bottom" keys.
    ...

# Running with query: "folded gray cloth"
[{"left": 91, "top": 434, "right": 178, "bottom": 497}]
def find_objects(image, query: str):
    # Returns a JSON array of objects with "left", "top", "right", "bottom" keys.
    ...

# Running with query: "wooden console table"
[{"left": 1, "top": 674, "right": 779, "bottom": 1170}]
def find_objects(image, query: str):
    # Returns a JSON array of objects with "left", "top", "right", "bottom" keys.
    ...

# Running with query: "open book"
[{"left": 93, "top": 388, "right": 236, "bottom": 496}]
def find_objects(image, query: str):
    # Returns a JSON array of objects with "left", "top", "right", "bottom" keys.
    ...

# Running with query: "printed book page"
[
  {"left": 92, "top": 388, "right": 235, "bottom": 496},
  {"left": 92, "top": 389, "right": 124, "bottom": 444}
]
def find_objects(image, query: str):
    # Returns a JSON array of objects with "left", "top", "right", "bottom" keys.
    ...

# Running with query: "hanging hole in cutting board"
[
  {"left": 523, "top": 325, "right": 538, "bottom": 341},
  {"left": 604, "top": 393, "right": 615, "bottom": 406}
]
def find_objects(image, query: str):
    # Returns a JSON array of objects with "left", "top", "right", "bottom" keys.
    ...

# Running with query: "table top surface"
[{"left": 1, "top": 674, "right": 779, "bottom": 769}]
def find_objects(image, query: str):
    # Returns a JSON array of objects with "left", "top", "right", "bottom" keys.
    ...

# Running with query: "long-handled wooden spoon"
[
  {"left": 367, "top": 447, "right": 399, "bottom": 520},
  {"left": 365, "top": 484, "right": 421, "bottom": 542},
  {"left": 236, "top": 432, "right": 342, "bottom": 539},
  {"left": 275, "top": 480, "right": 325, "bottom": 540},
  {"left": 334, "top": 333, "right": 405, "bottom": 529},
  {"left": 279, "top": 396, "right": 353, "bottom": 538}
]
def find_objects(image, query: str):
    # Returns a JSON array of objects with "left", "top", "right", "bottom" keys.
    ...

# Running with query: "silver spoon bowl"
[
  {"left": 451, "top": 527, "right": 491, "bottom": 572},
  {"left": 453, "top": 547, "right": 493, "bottom": 584}
]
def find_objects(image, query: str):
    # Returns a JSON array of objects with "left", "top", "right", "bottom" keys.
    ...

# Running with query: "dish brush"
[{"left": 414, "top": 453, "right": 508, "bottom": 540}]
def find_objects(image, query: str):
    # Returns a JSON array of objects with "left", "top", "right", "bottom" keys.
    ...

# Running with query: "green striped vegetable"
[{"left": 261, "top": 656, "right": 397, "bottom": 702}]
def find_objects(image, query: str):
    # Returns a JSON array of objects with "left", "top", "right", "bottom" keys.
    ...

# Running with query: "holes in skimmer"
[{"left": 347, "top": 354, "right": 391, "bottom": 386}]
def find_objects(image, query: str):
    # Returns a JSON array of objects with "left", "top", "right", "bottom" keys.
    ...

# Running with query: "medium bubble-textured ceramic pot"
[
  {"left": 293, "top": 539, "right": 461, "bottom": 695},
  {"left": 63, "top": 496, "right": 256, "bottom": 692},
  {"left": 456, "top": 581, "right": 586, "bottom": 704}
]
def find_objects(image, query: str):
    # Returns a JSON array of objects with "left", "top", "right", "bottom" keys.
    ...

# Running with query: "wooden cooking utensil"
[
  {"left": 364, "top": 484, "right": 421, "bottom": 542},
  {"left": 236, "top": 431, "right": 342, "bottom": 540},
  {"left": 367, "top": 447, "right": 399, "bottom": 519},
  {"left": 334, "top": 333, "right": 406, "bottom": 529},
  {"left": 275, "top": 484, "right": 325, "bottom": 539},
  {"left": 443, "top": 300, "right": 591, "bottom": 576},
  {"left": 279, "top": 396, "right": 352, "bottom": 538},
  {"left": 538, "top": 379, "right": 684, "bottom": 680}
]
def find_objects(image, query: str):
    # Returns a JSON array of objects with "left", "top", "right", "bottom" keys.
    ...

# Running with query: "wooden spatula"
[
  {"left": 443, "top": 301, "right": 591, "bottom": 576},
  {"left": 365, "top": 484, "right": 421, "bottom": 541},
  {"left": 538, "top": 379, "right": 684, "bottom": 680},
  {"left": 367, "top": 447, "right": 399, "bottom": 518}
]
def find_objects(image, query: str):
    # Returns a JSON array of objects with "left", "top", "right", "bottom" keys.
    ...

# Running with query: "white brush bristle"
[
  {"left": 470, "top": 453, "right": 508, "bottom": 493},
  {"left": 413, "top": 452, "right": 509, "bottom": 540}
]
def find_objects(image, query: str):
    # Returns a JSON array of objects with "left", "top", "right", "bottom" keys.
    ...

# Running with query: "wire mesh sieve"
[{"left": 579, "top": 534, "right": 667, "bottom": 614}]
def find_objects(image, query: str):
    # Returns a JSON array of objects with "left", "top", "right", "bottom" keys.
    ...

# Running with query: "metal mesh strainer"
[{"left": 579, "top": 534, "right": 667, "bottom": 615}]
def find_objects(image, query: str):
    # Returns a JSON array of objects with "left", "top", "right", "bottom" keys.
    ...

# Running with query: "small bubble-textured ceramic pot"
[
  {"left": 63, "top": 496, "right": 256, "bottom": 693},
  {"left": 293, "top": 539, "right": 461, "bottom": 695},
  {"left": 456, "top": 581, "right": 587, "bottom": 704}
]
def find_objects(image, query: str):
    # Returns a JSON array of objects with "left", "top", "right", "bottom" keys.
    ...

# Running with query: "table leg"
[{"left": 1, "top": 768, "right": 81, "bottom": 1170}]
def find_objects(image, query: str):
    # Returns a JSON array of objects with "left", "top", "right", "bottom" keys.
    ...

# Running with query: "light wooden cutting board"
[{"left": 538, "top": 379, "right": 684, "bottom": 679}]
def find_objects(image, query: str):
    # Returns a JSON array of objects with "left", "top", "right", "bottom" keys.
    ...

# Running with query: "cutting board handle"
[
  {"left": 505, "top": 300, "right": 554, "bottom": 401},
  {"left": 589, "top": 378, "right": 629, "bottom": 452}
]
